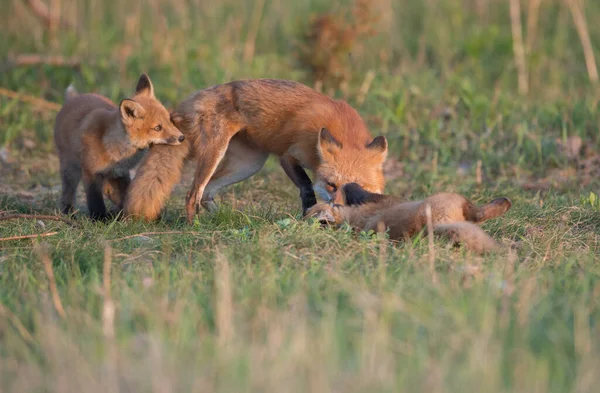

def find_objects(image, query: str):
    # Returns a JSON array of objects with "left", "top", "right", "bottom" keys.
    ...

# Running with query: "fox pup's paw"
[
  {"left": 304, "top": 203, "right": 345, "bottom": 225},
  {"left": 304, "top": 203, "right": 335, "bottom": 225}
]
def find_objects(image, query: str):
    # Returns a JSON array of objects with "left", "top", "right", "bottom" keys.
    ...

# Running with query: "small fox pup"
[
  {"left": 305, "top": 183, "right": 512, "bottom": 254},
  {"left": 124, "top": 79, "right": 388, "bottom": 222},
  {"left": 53, "top": 74, "right": 185, "bottom": 220}
]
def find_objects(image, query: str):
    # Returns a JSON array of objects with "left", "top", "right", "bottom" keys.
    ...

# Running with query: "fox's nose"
[{"left": 178, "top": 135, "right": 185, "bottom": 142}]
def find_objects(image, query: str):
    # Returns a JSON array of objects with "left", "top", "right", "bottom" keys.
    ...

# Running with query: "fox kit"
[
  {"left": 306, "top": 183, "right": 512, "bottom": 254},
  {"left": 124, "top": 79, "right": 388, "bottom": 222},
  {"left": 53, "top": 74, "right": 185, "bottom": 220}
]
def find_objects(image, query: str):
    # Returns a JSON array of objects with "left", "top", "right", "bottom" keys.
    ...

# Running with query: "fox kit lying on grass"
[
  {"left": 305, "top": 183, "right": 512, "bottom": 254},
  {"left": 123, "top": 79, "right": 388, "bottom": 222},
  {"left": 53, "top": 74, "right": 185, "bottom": 220}
]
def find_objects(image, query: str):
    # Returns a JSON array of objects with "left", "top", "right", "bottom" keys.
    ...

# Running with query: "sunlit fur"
[
  {"left": 124, "top": 79, "right": 388, "bottom": 222},
  {"left": 305, "top": 184, "right": 512, "bottom": 254},
  {"left": 53, "top": 74, "right": 184, "bottom": 220}
]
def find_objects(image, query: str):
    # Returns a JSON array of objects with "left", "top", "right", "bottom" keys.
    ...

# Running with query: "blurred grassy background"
[{"left": 1, "top": 1, "right": 600, "bottom": 392}]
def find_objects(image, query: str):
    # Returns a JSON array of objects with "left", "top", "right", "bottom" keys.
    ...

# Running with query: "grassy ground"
[{"left": 1, "top": 0, "right": 600, "bottom": 392}]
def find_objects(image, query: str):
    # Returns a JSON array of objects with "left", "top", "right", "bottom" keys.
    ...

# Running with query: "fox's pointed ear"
[
  {"left": 135, "top": 73, "right": 154, "bottom": 97},
  {"left": 366, "top": 135, "right": 388, "bottom": 160},
  {"left": 317, "top": 127, "right": 343, "bottom": 161},
  {"left": 120, "top": 99, "right": 145, "bottom": 126},
  {"left": 319, "top": 128, "right": 343, "bottom": 149}
]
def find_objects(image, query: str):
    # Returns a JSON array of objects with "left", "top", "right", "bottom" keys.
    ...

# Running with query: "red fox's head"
[
  {"left": 119, "top": 74, "right": 185, "bottom": 149},
  {"left": 314, "top": 128, "right": 387, "bottom": 205}
]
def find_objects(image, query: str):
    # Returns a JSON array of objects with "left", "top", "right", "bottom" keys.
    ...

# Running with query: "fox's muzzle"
[{"left": 166, "top": 135, "right": 184, "bottom": 145}]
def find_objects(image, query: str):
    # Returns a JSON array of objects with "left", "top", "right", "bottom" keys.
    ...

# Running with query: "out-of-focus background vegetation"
[{"left": 1, "top": 1, "right": 599, "bottom": 392}]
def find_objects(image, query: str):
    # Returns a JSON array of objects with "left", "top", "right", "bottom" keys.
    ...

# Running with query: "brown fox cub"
[
  {"left": 124, "top": 79, "right": 388, "bottom": 222},
  {"left": 53, "top": 74, "right": 185, "bottom": 220},
  {"left": 305, "top": 183, "right": 512, "bottom": 254}
]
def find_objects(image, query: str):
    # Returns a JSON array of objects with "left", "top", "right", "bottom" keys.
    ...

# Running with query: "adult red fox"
[
  {"left": 305, "top": 183, "right": 512, "bottom": 254},
  {"left": 53, "top": 74, "right": 184, "bottom": 220},
  {"left": 124, "top": 79, "right": 388, "bottom": 222}
]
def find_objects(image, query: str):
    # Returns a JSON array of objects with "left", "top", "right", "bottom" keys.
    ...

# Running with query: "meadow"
[{"left": 1, "top": 0, "right": 600, "bottom": 392}]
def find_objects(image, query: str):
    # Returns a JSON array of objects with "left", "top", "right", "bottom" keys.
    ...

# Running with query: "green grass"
[{"left": 1, "top": 0, "right": 600, "bottom": 392}]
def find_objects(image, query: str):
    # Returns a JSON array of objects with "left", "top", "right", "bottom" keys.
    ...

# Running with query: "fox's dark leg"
[
  {"left": 59, "top": 160, "right": 81, "bottom": 215},
  {"left": 83, "top": 172, "right": 108, "bottom": 221},
  {"left": 342, "top": 183, "right": 388, "bottom": 206},
  {"left": 202, "top": 136, "right": 268, "bottom": 212},
  {"left": 280, "top": 153, "right": 317, "bottom": 214}
]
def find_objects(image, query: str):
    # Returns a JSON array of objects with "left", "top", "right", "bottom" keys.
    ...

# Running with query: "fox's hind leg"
[
  {"left": 59, "top": 160, "right": 81, "bottom": 215},
  {"left": 201, "top": 136, "right": 268, "bottom": 212},
  {"left": 186, "top": 123, "right": 241, "bottom": 223},
  {"left": 280, "top": 153, "right": 317, "bottom": 214}
]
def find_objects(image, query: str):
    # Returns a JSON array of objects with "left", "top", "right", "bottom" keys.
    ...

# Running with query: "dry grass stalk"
[
  {"left": 0, "top": 87, "right": 61, "bottom": 111},
  {"left": 425, "top": 204, "right": 438, "bottom": 285},
  {"left": 25, "top": 0, "right": 73, "bottom": 31},
  {"left": 243, "top": 0, "right": 266, "bottom": 63},
  {"left": 565, "top": 0, "right": 599, "bottom": 83},
  {"left": 509, "top": 0, "right": 529, "bottom": 94},
  {"left": 215, "top": 251, "right": 233, "bottom": 346},
  {"left": 7, "top": 53, "right": 81, "bottom": 68},
  {"left": 526, "top": 0, "right": 544, "bottom": 53},
  {"left": 0, "top": 232, "right": 58, "bottom": 242},
  {"left": 103, "top": 243, "right": 119, "bottom": 393},
  {"left": 34, "top": 243, "right": 66, "bottom": 319},
  {"left": 0, "top": 301, "right": 35, "bottom": 344},
  {"left": 0, "top": 213, "right": 80, "bottom": 227}
]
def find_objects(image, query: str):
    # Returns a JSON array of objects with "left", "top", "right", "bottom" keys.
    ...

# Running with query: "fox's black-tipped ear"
[
  {"left": 120, "top": 99, "right": 145, "bottom": 125},
  {"left": 319, "top": 128, "right": 343, "bottom": 149},
  {"left": 135, "top": 73, "right": 154, "bottom": 97},
  {"left": 343, "top": 183, "right": 387, "bottom": 206},
  {"left": 367, "top": 135, "right": 387, "bottom": 153}
]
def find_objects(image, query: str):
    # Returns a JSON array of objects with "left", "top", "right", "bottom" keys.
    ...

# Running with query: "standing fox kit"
[
  {"left": 306, "top": 183, "right": 512, "bottom": 254},
  {"left": 124, "top": 79, "right": 388, "bottom": 222},
  {"left": 53, "top": 74, "right": 184, "bottom": 220}
]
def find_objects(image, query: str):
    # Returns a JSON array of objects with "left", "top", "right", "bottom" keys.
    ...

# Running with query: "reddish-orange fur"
[
  {"left": 124, "top": 79, "right": 388, "bottom": 222},
  {"left": 53, "top": 74, "right": 184, "bottom": 220},
  {"left": 305, "top": 189, "right": 512, "bottom": 254}
]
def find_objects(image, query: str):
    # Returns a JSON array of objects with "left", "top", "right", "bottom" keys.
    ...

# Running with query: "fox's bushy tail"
[
  {"left": 124, "top": 141, "right": 189, "bottom": 221},
  {"left": 434, "top": 222, "right": 502, "bottom": 254}
]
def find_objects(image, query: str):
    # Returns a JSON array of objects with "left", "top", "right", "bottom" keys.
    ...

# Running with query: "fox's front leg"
[{"left": 280, "top": 153, "right": 317, "bottom": 215}]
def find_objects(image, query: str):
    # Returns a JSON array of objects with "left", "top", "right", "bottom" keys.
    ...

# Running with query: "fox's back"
[
  {"left": 177, "top": 79, "right": 373, "bottom": 155},
  {"left": 54, "top": 93, "right": 116, "bottom": 152}
]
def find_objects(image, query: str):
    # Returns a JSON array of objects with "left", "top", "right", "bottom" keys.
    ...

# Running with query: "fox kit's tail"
[
  {"left": 434, "top": 222, "right": 502, "bottom": 254},
  {"left": 124, "top": 141, "right": 189, "bottom": 221},
  {"left": 65, "top": 84, "right": 78, "bottom": 101}
]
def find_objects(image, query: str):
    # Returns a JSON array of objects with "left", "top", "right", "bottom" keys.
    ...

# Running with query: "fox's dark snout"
[{"left": 178, "top": 135, "right": 185, "bottom": 142}]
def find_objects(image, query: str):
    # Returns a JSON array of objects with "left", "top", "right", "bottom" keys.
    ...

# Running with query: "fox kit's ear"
[
  {"left": 120, "top": 99, "right": 145, "bottom": 126},
  {"left": 366, "top": 135, "right": 388, "bottom": 161},
  {"left": 135, "top": 73, "right": 155, "bottom": 97},
  {"left": 317, "top": 127, "right": 343, "bottom": 160}
]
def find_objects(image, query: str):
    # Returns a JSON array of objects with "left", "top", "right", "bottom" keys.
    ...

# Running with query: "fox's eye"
[
  {"left": 153, "top": 125, "right": 162, "bottom": 132},
  {"left": 326, "top": 182, "right": 337, "bottom": 193}
]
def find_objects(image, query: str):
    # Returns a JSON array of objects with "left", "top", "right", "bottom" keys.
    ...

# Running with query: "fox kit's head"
[
  {"left": 119, "top": 74, "right": 185, "bottom": 149},
  {"left": 314, "top": 128, "right": 387, "bottom": 205}
]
